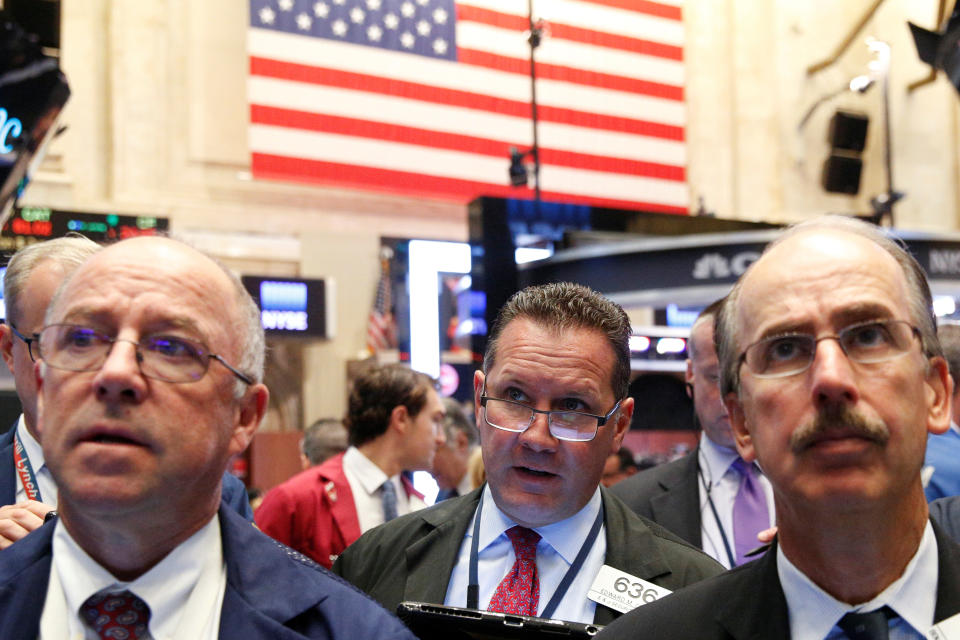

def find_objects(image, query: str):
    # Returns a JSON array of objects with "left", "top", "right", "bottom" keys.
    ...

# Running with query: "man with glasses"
[
  {"left": 0, "top": 237, "right": 417, "bottom": 639},
  {"left": 599, "top": 216, "right": 960, "bottom": 639},
  {"left": 0, "top": 237, "right": 253, "bottom": 551},
  {"left": 334, "top": 283, "right": 722, "bottom": 625}
]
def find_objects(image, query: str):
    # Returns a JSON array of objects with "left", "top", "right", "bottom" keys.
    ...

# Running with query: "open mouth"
[
  {"left": 88, "top": 434, "right": 140, "bottom": 445},
  {"left": 517, "top": 466, "right": 556, "bottom": 478}
]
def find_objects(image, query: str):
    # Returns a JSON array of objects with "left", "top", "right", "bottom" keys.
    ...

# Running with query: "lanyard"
[
  {"left": 697, "top": 450, "right": 736, "bottom": 568},
  {"left": 467, "top": 488, "right": 605, "bottom": 619},
  {"left": 13, "top": 430, "right": 42, "bottom": 502}
]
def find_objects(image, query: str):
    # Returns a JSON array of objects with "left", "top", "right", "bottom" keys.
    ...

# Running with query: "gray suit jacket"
[
  {"left": 597, "top": 521, "right": 960, "bottom": 639},
  {"left": 333, "top": 486, "right": 724, "bottom": 626},
  {"left": 609, "top": 450, "right": 701, "bottom": 548}
]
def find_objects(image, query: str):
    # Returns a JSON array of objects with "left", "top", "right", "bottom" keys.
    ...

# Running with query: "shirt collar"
[
  {"left": 53, "top": 513, "right": 222, "bottom": 639},
  {"left": 16, "top": 415, "right": 45, "bottom": 471},
  {"left": 343, "top": 445, "right": 391, "bottom": 496},
  {"left": 951, "top": 421, "right": 960, "bottom": 436},
  {"left": 478, "top": 485, "right": 603, "bottom": 564},
  {"left": 699, "top": 432, "right": 739, "bottom": 487},
  {"left": 777, "top": 521, "right": 938, "bottom": 639}
]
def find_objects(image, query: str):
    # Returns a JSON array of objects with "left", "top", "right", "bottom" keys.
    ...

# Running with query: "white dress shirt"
[
  {"left": 13, "top": 415, "right": 57, "bottom": 506},
  {"left": 444, "top": 486, "right": 606, "bottom": 624},
  {"left": 778, "top": 521, "right": 938, "bottom": 640},
  {"left": 697, "top": 433, "right": 775, "bottom": 569},
  {"left": 342, "top": 446, "right": 426, "bottom": 533},
  {"left": 40, "top": 515, "right": 227, "bottom": 640}
]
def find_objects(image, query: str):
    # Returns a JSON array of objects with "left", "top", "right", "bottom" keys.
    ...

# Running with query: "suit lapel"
[
  {"left": 648, "top": 451, "right": 702, "bottom": 547},
  {"left": 0, "top": 519, "right": 54, "bottom": 638},
  {"left": 219, "top": 506, "right": 329, "bottom": 637},
  {"left": 0, "top": 426, "right": 17, "bottom": 505},
  {"left": 594, "top": 490, "right": 685, "bottom": 626},
  {"left": 318, "top": 455, "right": 362, "bottom": 547},
  {"left": 402, "top": 489, "right": 481, "bottom": 605},
  {"left": 934, "top": 519, "right": 960, "bottom": 622},
  {"left": 714, "top": 545, "right": 790, "bottom": 640}
]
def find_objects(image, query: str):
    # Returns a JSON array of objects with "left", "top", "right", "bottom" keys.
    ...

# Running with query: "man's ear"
[
  {"left": 228, "top": 384, "right": 269, "bottom": 457},
  {"left": 609, "top": 397, "right": 634, "bottom": 453},
  {"left": 473, "top": 370, "right": 485, "bottom": 427},
  {"left": 0, "top": 324, "right": 15, "bottom": 374},
  {"left": 925, "top": 356, "right": 952, "bottom": 436},
  {"left": 725, "top": 391, "right": 756, "bottom": 462},
  {"left": 389, "top": 403, "right": 410, "bottom": 436},
  {"left": 34, "top": 361, "right": 45, "bottom": 439}
]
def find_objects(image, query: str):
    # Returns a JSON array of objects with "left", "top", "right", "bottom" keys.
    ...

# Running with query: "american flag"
[
  {"left": 248, "top": 0, "right": 686, "bottom": 213},
  {"left": 367, "top": 248, "right": 397, "bottom": 354}
]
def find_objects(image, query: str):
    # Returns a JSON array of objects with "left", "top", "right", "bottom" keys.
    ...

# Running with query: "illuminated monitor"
[{"left": 241, "top": 275, "right": 332, "bottom": 339}]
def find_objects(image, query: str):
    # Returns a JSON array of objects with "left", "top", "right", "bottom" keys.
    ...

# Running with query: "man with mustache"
[
  {"left": 334, "top": 282, "right": 722, "bottom": 625},
  {"left": 599, "top": 216, "right": 960, "bottom": 639}
]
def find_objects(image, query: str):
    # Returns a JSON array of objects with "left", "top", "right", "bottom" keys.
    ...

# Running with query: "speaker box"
[
  {"left": 822, "top": 153, "right": 863, "bottom": 194},
  {"left": 827, "top": 110, "right": 869, "bottom": 152}
]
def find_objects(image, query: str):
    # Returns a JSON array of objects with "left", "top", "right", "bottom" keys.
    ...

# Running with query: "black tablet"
[{"left": 397, "top": 602, "right": 603, "bottom": 640}]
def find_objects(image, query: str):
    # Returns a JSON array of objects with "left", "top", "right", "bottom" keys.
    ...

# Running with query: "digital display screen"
[{"left": 241, "top": 275, "right": 330, "bottom": 339}]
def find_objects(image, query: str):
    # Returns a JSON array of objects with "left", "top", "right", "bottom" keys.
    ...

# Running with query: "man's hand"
[
  {"left": 757, "top": 526, "right": 778, "bottom": 544},
  {"left": 0, "top": 500, "right": 54, "bottom": 549}
]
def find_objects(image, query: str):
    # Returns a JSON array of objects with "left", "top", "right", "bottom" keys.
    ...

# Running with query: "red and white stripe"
[{"left": 248, "top": 0, "right": 687, "bottom": 213}]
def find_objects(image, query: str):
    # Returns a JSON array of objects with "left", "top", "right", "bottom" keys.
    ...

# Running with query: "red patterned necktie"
[
  {"left": 80, "top": 590, "right": 151, "bottom": 640},
  {"left": 487, "top": 526, "right": 541, "bottom": 616}
]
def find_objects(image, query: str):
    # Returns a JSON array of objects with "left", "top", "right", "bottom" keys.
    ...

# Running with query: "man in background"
[
  {"left": 601, "top": 448, "right": 637, "bottom": 488},
  {"left": 0, "top": 236, "right": 414, "bottom": 638},
  {"left": 0, "top": 237, "right": 252, "bottom": 550},
  {"left": 299, "top": 417, "right": 348, "bottom": 469},
  {"left": 924, "top": 323, "right": 960, "bottom": 500},
  {"left": 334, "top": 283, "right": 722, "bottom": 625},
  {"left": 612, "top": 300, "right": 774, "bottom": 568},
  {"left": 432, "top": 397, "right": 478, "bottom": 500},
  {"left": 257, "top": 364, "right": 446, "bottom": 568}
]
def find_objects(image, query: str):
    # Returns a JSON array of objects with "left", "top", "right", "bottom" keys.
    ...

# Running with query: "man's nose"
[
  {"left": 808, "top": 338, "right": 859, "bottom": 409},
  {"left": 93, "top": 340, "right": 147, "bottom": 403},
  {"left": 518, "top": 410, "right": 557, "bottom": 452}
]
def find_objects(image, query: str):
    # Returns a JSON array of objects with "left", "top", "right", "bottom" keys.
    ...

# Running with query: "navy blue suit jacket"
[
  {"left": 0, "top": 505, "right": 417, "bottom": 639},
  {"left": 0, "top": 424, "right": 253, "bottom": 520}
]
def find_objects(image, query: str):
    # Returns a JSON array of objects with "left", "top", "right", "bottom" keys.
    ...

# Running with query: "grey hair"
[
  {"left": 4, "top": 236, "right": 101, "bottom": 326},
  {"left": 483, "top": 282, "right": 632, "bottom": 399},
  {"left": 717, "top": 215, "right": 941, "bottom": 397},
  {"left": 687, "top": 297, "right": 725, "bottom": 361},
  {"left": 440, "top": 397, "right": 477, "bottom": 448},
  {"left": 937, "top": 324, "right": 960, "bottom": 391}
]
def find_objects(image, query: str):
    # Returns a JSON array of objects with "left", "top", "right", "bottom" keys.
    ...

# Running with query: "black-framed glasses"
[
  {"left": 9, "top": 324, "right": 39, "bottom": 362},
  {"left": 739, "top": 319, "right": 920, "bottom": 379},
  {"left": 37, "top": 324, "right": 253, "bottom": 385},
  {"left": 479, "top": 394, "right": 622, "bottom": 442}
]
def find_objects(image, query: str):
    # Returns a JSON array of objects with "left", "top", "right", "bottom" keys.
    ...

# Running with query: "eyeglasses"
[
  {"left": 36, "top": 324, "right": 253, "bottom": 385},
  {"left": 739, "top": 319, "right": 920, "bottom": 379},
  {"left": 9, "top": 324, "right": 39, "bottom": 362},
  {"left": 479, "top": 394, "right": 622, "bottom": 442}
]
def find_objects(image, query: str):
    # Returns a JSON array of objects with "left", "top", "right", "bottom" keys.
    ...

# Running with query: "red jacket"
[{"left": 255, "top": 452, "right": 422, "bottom": 568}]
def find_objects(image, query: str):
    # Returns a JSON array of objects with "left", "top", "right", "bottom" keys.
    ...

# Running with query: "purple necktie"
[
  {"left": 487, "top": 526, "right": 541, "bottom": 616},
  {"left": 732, "top": 458, "right": 769, "bottom": 566}
]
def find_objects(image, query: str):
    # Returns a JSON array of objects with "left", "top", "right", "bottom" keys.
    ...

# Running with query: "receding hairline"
[{"left": 47, "top": 238, "right": 246, "bottom": 348}]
